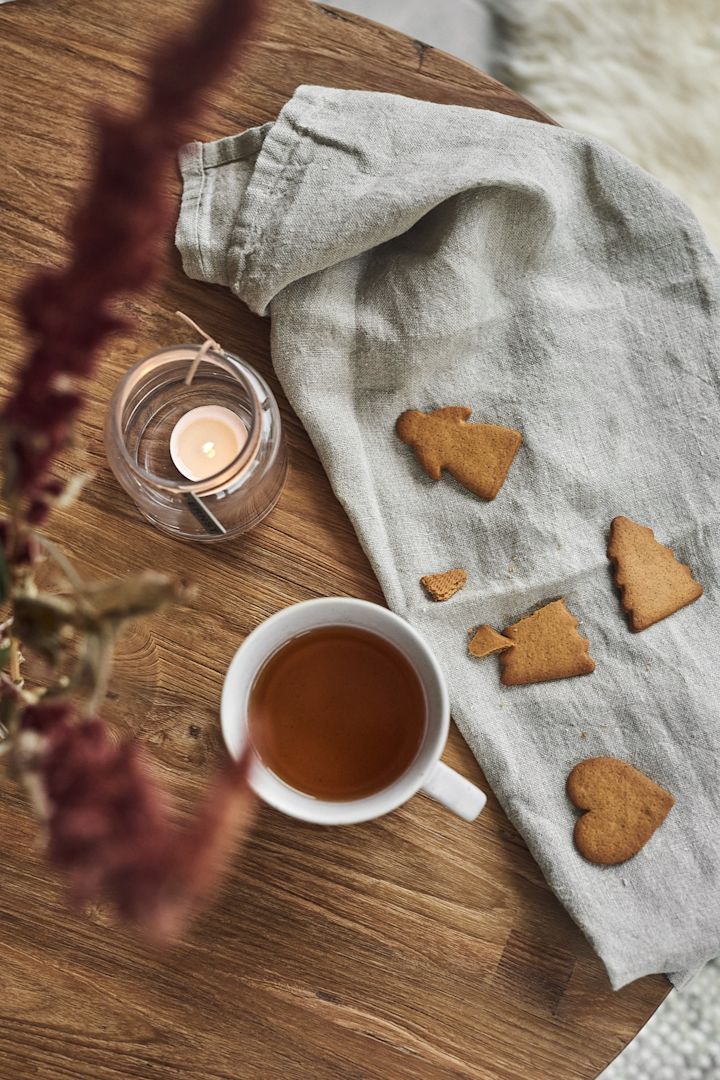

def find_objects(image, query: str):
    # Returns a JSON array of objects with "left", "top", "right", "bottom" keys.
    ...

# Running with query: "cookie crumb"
[{"left": 468, "top": 625, "right": 514, "bottom": 659}]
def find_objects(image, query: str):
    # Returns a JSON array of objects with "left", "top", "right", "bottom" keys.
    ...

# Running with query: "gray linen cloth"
[{"left": 175, "top": 86, "right": 720, "bottom": 989}]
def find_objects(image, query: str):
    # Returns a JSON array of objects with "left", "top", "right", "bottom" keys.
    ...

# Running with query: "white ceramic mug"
[{"left": 221, "top": 597, "right": 486, "bottom": 825}]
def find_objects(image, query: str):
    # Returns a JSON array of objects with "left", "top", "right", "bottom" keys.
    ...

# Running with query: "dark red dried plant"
[
  {"left": 0, "top": 0, "right": 260, "bottom": 938},
  {"left": 3, "top": 0, "right": 258, "bottom": 517},
  {"left": 17, "top": 702, "right": 254, "bottom": 941}
]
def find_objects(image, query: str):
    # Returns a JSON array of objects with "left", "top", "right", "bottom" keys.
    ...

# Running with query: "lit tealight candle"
[{"left": 169, "top": 405, "right": 247, "bottom": 482}]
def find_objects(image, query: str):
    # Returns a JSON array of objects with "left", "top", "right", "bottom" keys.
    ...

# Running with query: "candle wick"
[{"left": 175, "top": 310, "right": 222, "bottom": 386}]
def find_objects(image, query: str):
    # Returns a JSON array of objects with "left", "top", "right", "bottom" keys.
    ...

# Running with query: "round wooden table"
[{"left": 0, "top": 2, "right": 667, "bottom": 1078}]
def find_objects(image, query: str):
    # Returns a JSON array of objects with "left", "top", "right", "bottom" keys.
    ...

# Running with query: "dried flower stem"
[
  {"left": 35, "top": 534, "right": 85, "bottom": 593},
  {"left": 0, "top": 0, "right": 261, "bottom": 939},
  {"left": 83, "top": 627, "right": 115, "bottom": 717},
  {"left": 9, "top": 638, "right": 21, "bottom": 684},
  {"left": 2, "top": 0, "right": 259, "bottom": 509}
]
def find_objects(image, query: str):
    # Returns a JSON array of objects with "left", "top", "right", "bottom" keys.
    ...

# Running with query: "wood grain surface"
[{"left": 0, "top": 2, "right": 667, "bottom": 1078}]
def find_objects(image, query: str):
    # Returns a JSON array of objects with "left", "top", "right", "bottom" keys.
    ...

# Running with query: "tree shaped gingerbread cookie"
[
  {"left": 607, "top": 515, "right": 703, "bottom": 631},
  {"left": 396, "top": 406, "right": 522, "bottom": 500}
]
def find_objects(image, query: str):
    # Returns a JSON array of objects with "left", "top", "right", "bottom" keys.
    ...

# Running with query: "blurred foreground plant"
[{"left": 0, "top": 0, "right": 258, "bottom": 939}]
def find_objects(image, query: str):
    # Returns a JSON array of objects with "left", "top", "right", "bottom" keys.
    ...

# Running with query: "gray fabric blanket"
[{"left": 175, "top": 86, "right": 720, "bottom": 989}]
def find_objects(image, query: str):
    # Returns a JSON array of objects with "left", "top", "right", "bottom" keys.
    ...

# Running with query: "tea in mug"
[{"left": 247, "top": 625, "right": 427, "bottom": 801}]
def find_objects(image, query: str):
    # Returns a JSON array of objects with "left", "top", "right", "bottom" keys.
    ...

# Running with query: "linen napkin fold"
[{"left": 175, "top": 85, "right": 720, "bottom": 989}]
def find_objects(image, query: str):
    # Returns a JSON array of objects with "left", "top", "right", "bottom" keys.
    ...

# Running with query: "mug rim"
[{"left": 220, "top": 597, "right": 450, "bottom": 825}]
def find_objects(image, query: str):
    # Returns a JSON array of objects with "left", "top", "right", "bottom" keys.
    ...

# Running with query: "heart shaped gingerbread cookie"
[{"left": 567, "top": 757, "right": 675, "bottom": 865}]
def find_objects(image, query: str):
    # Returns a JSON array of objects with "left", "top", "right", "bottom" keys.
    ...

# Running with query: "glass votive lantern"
[{"left": 105, "top": 345, "right": 287, "bottom": 542}]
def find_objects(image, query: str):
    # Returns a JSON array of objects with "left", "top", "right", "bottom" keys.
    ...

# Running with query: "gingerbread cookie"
[
  {"left": 421, "top": 568, "right": 468, "bottom": 602},
  {"left": 567, "top": 757, "right": 675, "bottom": 865},
  {"left": 468, "top": 625, "right": 514, "bottom": 659},
  {"left": 499, "top": 598, "right": 595, "bottom": 685},
  {"left": 395, "top": 406, "right": 522, "bottom": 501},
  {"left": 607, "top": 515, "right": 703, "bottom": 632}
]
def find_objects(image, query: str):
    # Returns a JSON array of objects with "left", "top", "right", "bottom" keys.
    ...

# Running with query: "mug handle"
[{"left": 421, "top": 761, "right": 487, "bottom": 821}]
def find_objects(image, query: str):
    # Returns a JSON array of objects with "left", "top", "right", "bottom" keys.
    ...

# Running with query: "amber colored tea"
[{"left": 247, "top": 625, "right": 427, "bottom": 801}]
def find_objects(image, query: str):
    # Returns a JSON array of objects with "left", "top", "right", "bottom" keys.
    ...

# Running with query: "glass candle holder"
[{"left": 105, "top": 345, "right": 287, "bottom": 542}]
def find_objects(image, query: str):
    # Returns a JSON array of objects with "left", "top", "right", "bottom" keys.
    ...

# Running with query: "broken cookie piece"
[
  {"left": 499, "top": 598, "right": 595, "bottom": 686},
  {"left": 421, "top": 568, "right": 468, "bottom": 602},
  {"left": 468, "top": 625, "right": 514, "bottom": 659}
]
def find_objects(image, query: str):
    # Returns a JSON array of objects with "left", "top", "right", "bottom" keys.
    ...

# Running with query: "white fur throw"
[{"left": 492, "top": 0, "right": 720, "bottom": 247}]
